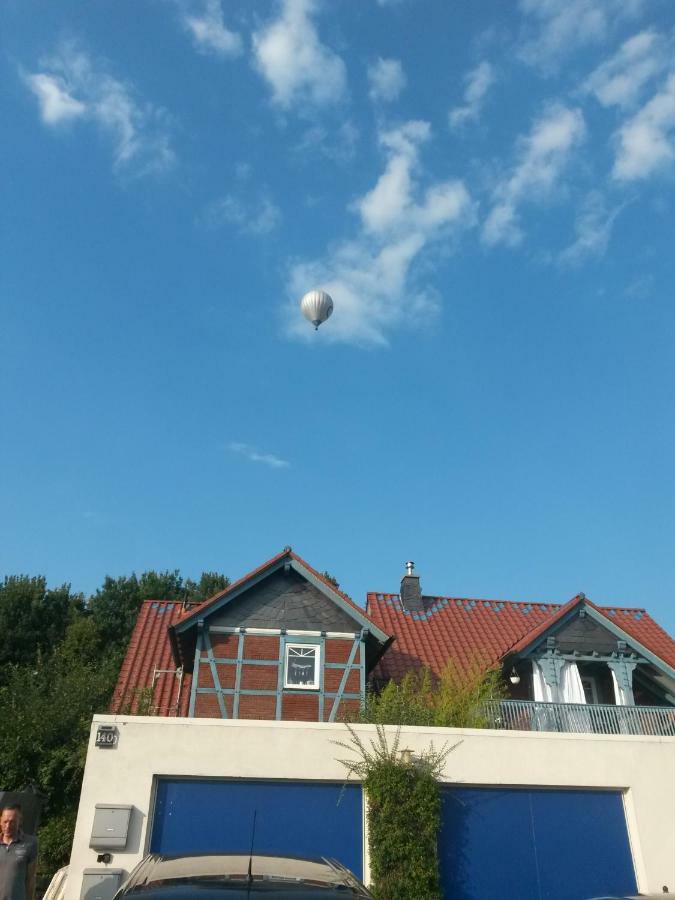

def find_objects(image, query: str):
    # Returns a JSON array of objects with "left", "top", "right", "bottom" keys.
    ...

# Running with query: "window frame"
[{"left": 284, "top": 642, "right": 321, "bottom": 690}]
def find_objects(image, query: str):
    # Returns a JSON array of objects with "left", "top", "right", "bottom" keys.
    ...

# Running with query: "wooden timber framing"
[{"left": 190, "top": 626, "right": 366, "bottom": 722}]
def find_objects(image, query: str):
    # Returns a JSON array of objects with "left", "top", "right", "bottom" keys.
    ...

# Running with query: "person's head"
[{"left": 0, "top": 805, "right": 22, "bottom": 841}]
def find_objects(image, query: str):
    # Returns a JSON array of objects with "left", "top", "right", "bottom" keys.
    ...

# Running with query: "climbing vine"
[{"left": 335, "top": 725, "right": 459, "bottom": 900}]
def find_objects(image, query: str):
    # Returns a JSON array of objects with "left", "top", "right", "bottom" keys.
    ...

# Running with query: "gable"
[
  {"left": 208, "top": 568, "right": 360, "bottom": 633},
  {"left": 530, "top": 613, "right": 626, "bottom": 656},
  {"left": 170, "top": 550, "right": 391, "bottom": 674}
]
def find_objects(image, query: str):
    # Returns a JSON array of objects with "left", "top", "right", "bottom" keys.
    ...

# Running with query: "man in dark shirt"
[{"left": 0, "top": 805, "right": 37, "bottom": 900}]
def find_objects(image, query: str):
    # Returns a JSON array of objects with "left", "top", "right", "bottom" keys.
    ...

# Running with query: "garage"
[
  {"left": 439, "top": 786, "right": 637, "bottom": 900},
  {"left": 149, "top": 778, "right": 364, "bottom": 878}
]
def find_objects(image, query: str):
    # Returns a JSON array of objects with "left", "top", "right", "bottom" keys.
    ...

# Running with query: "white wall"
[{"left": 66, "top": 715, "right": 675, "bottom": 899}]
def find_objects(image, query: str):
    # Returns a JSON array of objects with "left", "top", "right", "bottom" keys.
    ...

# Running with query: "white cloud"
[
  {"left": 558, "top": 191, "right": 626, "bottom": 265},
  {"left": 228, "top": 442, "right": 290, "bottom": 469},
  {"left": 355, "top": 120, "right": 430, "bottom": 234},
  {"left": 202, "top": 192, "right": 281, "bottom": 235},
  {"left": 449, "top": 61, "right": 494, "bottom": 128},
  {"left": 25, "top": 73, "right": 87, "bottom": 124},
  {"left": 368, "top": 57, "right": 406, "bottom": 103},
  {"left": 483, "top": 104, "right": 586, "bottom": 247},
  {"left": 518, "top": 0, "right": 646, "bottom": 69},
  {"left": 182, "top": 0, "right": 242, "bottom": 58},
  {"left": 25, "top": 42, "right": 174, "bottom": 175},
  {"left": 613, "top": 74, "right": 675, "bottom": 181},
  {"left": 285, "top": 120, "right": 475, "bottom": 345},
  {"left": 584, "top": 30, "right": 670, "bottom": 110},
  {"left": 252, "top": 0, "right": 346, "bottom": 110}
]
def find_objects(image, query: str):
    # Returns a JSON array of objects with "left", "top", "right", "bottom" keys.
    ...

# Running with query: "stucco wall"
[{"left": 66, "top": 715, "right": 675, "bottom": 899}]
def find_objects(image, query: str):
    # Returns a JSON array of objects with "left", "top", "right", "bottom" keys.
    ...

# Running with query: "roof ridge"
[{"left": 368, "top": 591, "right": 649, "bottom": 613}]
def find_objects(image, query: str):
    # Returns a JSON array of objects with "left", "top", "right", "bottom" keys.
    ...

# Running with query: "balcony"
[{"left": 483, "top": 699, "right": 675, "bottom": 737}]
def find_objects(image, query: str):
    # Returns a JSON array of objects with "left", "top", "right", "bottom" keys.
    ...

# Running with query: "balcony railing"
[{"left": 483, "top": 699, "right": 675, "bottom": 737}]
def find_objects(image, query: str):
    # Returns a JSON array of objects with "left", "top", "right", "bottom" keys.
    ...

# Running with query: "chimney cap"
[{"left": 405, "top": 561, "right": 415, "bottom": 576}]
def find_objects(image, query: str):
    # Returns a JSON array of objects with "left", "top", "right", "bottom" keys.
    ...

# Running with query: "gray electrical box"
[
  {"left": 89, "top": 805, "right": 133, "bottom": 850},
  {"left": 80, "top": 869, "right": 124, "bottom": 900}
]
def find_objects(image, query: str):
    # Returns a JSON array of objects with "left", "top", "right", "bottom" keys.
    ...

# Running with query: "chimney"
[{"left": 400, "top": 561, "right": 424, "bottom": 612}]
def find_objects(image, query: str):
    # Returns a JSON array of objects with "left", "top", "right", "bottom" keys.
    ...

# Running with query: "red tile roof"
[
  {"left": 366, "top": 592, "right": 675, "bottom": 683},
  {"left": 111, "top": 600, "right": 192, "bottom": 715}
]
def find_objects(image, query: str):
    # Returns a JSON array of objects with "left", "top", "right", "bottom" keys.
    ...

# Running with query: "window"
[
  {"left": 581, "top": 675, "right": 600, "bottom": 704},
  {"left": 284, "top": 644, "right": 320, "bottom": 689}
]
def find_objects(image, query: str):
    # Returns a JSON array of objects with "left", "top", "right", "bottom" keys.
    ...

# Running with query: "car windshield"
[{"left": 123, "top": 884, "right": 365, "bottom": 898}]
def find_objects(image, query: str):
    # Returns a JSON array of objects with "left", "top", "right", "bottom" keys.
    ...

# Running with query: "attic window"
[{"left": 284, "top": 644, "right": 320, "bottom": 690}]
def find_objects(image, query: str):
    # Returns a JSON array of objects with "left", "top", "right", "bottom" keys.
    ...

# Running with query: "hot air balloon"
[{"left": 300, "top": 289, "right": 333, "bottom": 330}]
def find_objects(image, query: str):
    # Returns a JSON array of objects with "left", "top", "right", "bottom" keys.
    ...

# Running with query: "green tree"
[
  {"left": 0, "top": 566, "right": 229, "bottom": 887},
  {"left": 0, "top": 576, "right": 83, "bottom": 684},
  {"left": 88, "top": 570, "right": 184, "bottom": 651},
  {"left": 0, "top": 618, "right": 119, "bottom": 883},
  {"left": 89, "top": 569, "right": 230, "bottom": 651},
  {"left": 184, "top": 571, "right": 230, "bottom": 603}
]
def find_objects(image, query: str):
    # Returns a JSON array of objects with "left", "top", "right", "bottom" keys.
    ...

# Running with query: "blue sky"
[{"left": 2, "top": 0, "right": 674, "bottom": 632}]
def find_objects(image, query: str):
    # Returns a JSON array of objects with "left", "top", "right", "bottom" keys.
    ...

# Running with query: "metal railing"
[{"left": 483, "top": 699, "right": 675, "bottom": 736}]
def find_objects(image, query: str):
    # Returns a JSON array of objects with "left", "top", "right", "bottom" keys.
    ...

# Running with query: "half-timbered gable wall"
[{"left": 189, "top": 569, "right": 366, "bottom": 722}]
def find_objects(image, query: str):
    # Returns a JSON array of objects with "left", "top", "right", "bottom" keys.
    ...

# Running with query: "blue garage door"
[
  {"left": 440, "top": 787, "right": 637, "bottom": 900},
  {"left": 150, "top": 779, "right": 363, "bottom": 878}
]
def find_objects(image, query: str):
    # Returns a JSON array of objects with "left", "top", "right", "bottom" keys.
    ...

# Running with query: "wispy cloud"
[
  {"left": 202, "top": 192, "right": 281, "bottom": 235},
  {"left": 284, "top": 120, "right": 475, "bottom": 345},
  {"left": 368, "top": 58, "right": 406, "bottom": 104},
  {"left": 449, "top": 61, "right": 494, "bottom": 128},
  {"left": 517, "top": 0, "right": 646, "bottom": 70},
  {"left": 252, "top": 0, "right": 347, "bottom": 110},
  {"left": 228, "top": 442, "right": 290, "bottom": 469},
  {"left": 584, "top": 30, "right": 670, "bottom": 110},
  {"left": 558, "top": 191, "right": 627, "bottom": 266},
  {"left": 180, "top": 0, "right": 242, "bottom": 58},
  {"left": 482, "top": 104, "right": 586, "bottom": 247},
  {"left": 612, "top": 74, "right": 675, "bottom": 182},
  {"left": 24, "top": 41, "right": 174, "bottom": 175},
  {"left": 295, "top": 120, "right": 359, "bottom": 163}
]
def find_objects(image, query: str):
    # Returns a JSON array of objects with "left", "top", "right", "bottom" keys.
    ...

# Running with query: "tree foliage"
[
  {"left": 0, "top": 567, "right": 228, "bottom": 888},
  {"left": 0, "top": 577, "right": 84, "bottom": 685},
  {"left": 359, "top": 659, "right": 506, "bottom": 728},
  {"left": 88, "top": 570, "right": 230, "bottom": 653}
]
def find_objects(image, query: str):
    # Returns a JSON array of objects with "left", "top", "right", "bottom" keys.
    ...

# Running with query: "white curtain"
[
  {"left": 532, "top": 661, "right": 556, "bottom": 702},
  {"left": 559, "top": 662, "right": 587, "bottom": 705},
  {"left": 611, "top": 668, "right": 630, "bottom": 706},
  {"left": 532, "top": 661, "right": 586, "bottom": 704}
]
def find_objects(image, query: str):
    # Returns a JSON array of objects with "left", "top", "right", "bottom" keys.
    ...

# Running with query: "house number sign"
[{"left": 95, "top": 725, "right": 119, "bottom": 749}]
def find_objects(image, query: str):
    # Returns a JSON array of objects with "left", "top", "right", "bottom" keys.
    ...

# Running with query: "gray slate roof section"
[{"left": 208, "top": 569, "right": 360, "bottom": 633}]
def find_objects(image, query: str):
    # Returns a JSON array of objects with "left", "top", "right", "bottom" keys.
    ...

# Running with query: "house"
[
  {"left": 112, "top": 548, "right": 391, "bottom": 723},
  {"left": 112, "top": 549, "right": 675, "bottom": 736},
  {"left": 66, "top": 549, "right": 675, "bottom": 900}
]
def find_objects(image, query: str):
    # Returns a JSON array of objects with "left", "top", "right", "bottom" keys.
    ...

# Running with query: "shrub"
[{"left": 335, "top": 726, "right": 458, "bottom": 900}]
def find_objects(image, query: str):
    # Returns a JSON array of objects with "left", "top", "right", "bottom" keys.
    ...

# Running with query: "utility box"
[
  {"left": 89, "top": 805, "right": 133, "bottom": 850},
  {"left": 80, "top": 869, "right": 124, "bottom": 900}
]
